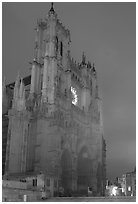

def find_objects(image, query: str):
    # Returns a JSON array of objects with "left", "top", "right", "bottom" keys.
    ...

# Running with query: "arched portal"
[
  {"left": 77, "top": 146, "right": 92, "bottom": 194},
  {"left": 61, "top": 149, "right": 72, "bottom": 194}
]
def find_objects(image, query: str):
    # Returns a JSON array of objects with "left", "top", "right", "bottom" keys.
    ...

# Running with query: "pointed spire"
[
  {"left": 49, "top": 2, "right": 55, "bottom": 14},
  {"left": 22, "top": 87, "right": 25, "bottom": 101},
  {"left": 82, "top": 52, "right": 86, "bottom": 65},
  {"left": 98, "top": 98, "right": 103, "bottom": 128},
  {"left": 34, "top": 25, "right": 39, "bottom": 61},
  {"left": 22, "top": 87, "right": 26, "bottom": 110},
  {"left": 2, "top": 77, "right": 8, "bottom": 114},
  {"left": 15, "top": 71, "right": 20, "bottom": 87},
  {"left": 19, "top": 78, "right": 25, "bottom": 98},
  {"left": 2, "top": 77, "right": 6, "bottom": 98},
  {"left": 15, "top": 77, "right": 26, "bottom": 111},
  {"left": 92, "top": 63, "right": 96, "bottom": 74},
  {"left": 48, "top": 2, "right": 57, "bottom": 19},
  {"left": 50, "top": 2, "right": 54, "bottom": 11},
  {"left": 95, "top": 84, "right": 99, "bottom": 98},
  {"left": 13, "top": 72, "right": 20, "bottom": 99}
]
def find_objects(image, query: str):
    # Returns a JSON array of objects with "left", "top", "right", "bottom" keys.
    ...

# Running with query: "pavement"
[{"left": 43, "top": 196, "right": 136, "bottom": 202}]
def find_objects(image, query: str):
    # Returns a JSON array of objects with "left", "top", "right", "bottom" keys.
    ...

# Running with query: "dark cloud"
[{"left": 2, "top": 2, "right": 136, "bottom": 181}]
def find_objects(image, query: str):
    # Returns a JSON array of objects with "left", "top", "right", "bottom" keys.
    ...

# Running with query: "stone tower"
[{"left": 4, "top": 3, "right": 106, "bottom": 196}]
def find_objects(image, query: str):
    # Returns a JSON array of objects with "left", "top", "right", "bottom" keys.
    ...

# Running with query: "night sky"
[{"left": 2, "top": 2, "right": 136, "bottom": 181}]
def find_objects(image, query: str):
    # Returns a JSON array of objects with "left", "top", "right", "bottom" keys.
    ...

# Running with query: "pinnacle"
[
  {"left": 49, "top": 2, "right": 55, "bottom": 14},
  {"left": 2, "top": 77, "right": 6, "bottom": 98},
  {"left": 19, "top": 77, "right": 25, "bottom": 98},
  {"left": 15, "top": 71, "right": 20, "bottom": 88}
]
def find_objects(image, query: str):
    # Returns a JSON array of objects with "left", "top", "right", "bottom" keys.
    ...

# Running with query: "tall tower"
[{"left": 5, "top": 74, "right": 29, "bottom": 174}]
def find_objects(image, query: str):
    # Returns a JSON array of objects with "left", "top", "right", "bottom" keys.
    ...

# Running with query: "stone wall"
[
  {"left": 2, "top": 187, "right": 41, "bottom": 202},
  {"left": 2, "top": 114, "right": 9, "bottom": 175},
  {"left": 3, "top": 180, "right": 27, "bottom": 189}
]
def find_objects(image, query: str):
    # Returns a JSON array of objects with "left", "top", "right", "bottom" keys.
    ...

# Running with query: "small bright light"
[
  {"left": 112, "top": 186, "right": 118, "bottom": 196},
  {"left": 128, "top": 186, "right": 131, "bottom": 191}
]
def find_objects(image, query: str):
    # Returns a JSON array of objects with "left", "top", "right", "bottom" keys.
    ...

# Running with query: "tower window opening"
[
  {"left": 60, "top": 42, "right": 63, "bottom": 56},
  {"left": 33, "top": 179, "right": 37, "bottom": 186},
  {"left": 65, "top": 89, "right": 67, "bottom": 96},
  {"left": 56, "top": 36, "right": 58, "bottom": 51},
  {"left": 9, "top": 100, "right": 12, "bottom": 108}
]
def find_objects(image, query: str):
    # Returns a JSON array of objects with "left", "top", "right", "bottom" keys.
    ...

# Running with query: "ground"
[{"left": 43, "top": 196, "right": 136, "bottom": 202}]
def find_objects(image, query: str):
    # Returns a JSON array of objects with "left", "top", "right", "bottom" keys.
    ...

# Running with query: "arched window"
[
  {"left": 56, "top": 36, "right": 58, "bottom": 52},
  {"left": 60, "top": 41, "right": 63, "bottom": 56},
  {"left": 9, "top": 100, "right": 12, "bottom": 108},
  {"left": 33, "top": 179, "right": 37, "bottom": 187},
  {"left": 65, "top": 89, "right": 67, "bottom": 96}
]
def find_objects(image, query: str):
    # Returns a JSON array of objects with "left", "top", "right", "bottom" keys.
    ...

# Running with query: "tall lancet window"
[
  {"left": 60, "top": 41, "right": 63, "bottom": 56},
  {"left": 56, "top": 36, "right": 58, "bottom": 52}
]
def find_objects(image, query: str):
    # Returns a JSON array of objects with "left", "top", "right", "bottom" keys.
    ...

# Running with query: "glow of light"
[
  {"left": 122, "top": 188, "right": 124, "bottom": 192},
  {"left": 112, "top": 186, "right": 118, "bottom": 196},
  {"left": 128, "top": 186, "right": 131, "bottom": 191},
  {"left": 71, "top": 86, "right": 78, "bottom": 105}
]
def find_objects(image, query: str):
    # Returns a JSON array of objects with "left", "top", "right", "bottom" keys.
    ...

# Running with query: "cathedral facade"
[{"left": 3, "top": 4, "right": 106, "bottom": 196}]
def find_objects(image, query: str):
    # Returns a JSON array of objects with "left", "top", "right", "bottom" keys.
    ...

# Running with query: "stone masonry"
[{"left": 3, "top": 3, "right": 106, "bottom": 196}]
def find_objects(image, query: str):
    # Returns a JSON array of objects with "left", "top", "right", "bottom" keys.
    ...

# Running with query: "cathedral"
[{"left": 2, "top": 3, "right": 106, "bottom": 197}]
